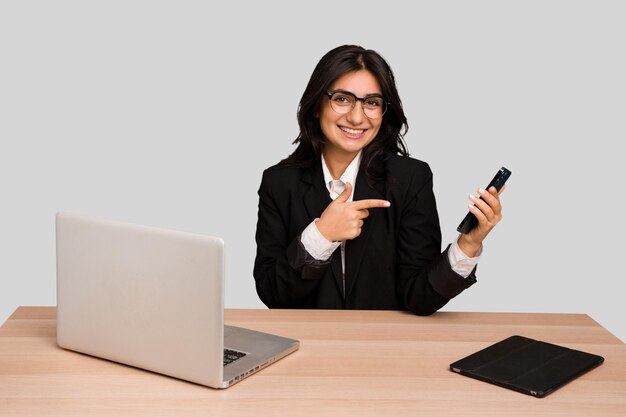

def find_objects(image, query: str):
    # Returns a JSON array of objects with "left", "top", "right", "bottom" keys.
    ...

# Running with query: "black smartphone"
[{"left": 457, "top": 167, "right": 511, "bottom": 234}]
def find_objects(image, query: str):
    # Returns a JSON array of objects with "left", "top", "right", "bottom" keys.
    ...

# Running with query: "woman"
[{"left": 253, "top": 45, "right": 504, "bottom": 315}]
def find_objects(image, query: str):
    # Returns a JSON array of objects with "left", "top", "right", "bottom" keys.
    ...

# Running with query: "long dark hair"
[{"left": 280, "top": 45, "right": 409, "bottom": 175}]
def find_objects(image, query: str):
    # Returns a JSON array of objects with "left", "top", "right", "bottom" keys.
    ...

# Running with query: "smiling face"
[{"left": 319, "top": 70, "right": 383, "bottom": 163}]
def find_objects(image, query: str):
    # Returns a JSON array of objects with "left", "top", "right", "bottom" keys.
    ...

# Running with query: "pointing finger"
[{"left": 350, "top": 199, "right": 391, "bottom": 210}]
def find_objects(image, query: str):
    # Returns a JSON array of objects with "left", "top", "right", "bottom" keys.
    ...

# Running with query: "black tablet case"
[{"left": 450, "top": 335, "right": 604, "bottom": 398}]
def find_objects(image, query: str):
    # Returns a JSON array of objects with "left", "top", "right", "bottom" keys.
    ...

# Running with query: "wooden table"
[{"left": 1, "top": 307, "right": 625, "bottom": 416}]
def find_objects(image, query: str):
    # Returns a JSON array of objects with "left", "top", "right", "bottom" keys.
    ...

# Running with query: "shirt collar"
[{"left": 321, "top": 151, "right": 362, "bottom": 197}]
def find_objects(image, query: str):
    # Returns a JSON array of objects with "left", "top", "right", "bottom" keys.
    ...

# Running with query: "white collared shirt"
[{"left": 300, "top": 151, "right": 480, "bottom": 293}]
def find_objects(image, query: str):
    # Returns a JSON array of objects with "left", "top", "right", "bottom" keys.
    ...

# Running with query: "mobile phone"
[{"left": 456, "top": 167, "right": 511, "bottom": 234}]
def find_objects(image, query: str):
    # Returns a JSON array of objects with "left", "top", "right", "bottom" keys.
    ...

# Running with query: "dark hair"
[{"left": 280, "top": 45, "right": 409, "bottom": 175}]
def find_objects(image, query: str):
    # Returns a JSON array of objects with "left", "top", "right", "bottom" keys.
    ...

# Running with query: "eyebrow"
[{"left": 331, "top": 89, "right": 384, "bottom": 98}]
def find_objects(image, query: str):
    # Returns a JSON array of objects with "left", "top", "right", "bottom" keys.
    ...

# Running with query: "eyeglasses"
[{"left": 325, "top": 90, "right": 388, "bottom": 119}]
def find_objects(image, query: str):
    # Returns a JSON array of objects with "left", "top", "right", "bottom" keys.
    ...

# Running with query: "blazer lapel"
[
  {"left": 302, "top": 162, "right": 331, "bottom": 221},
  {"left": 344, "top": 165, "right": 386, "bottom": 300},
  {"left": 301, "top": 162, "right": 345, "bottom": 296}
]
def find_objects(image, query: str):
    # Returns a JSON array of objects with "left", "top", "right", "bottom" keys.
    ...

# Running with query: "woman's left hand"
[{"left": 457, "top": 185, "right": 505, "bottom": 257}]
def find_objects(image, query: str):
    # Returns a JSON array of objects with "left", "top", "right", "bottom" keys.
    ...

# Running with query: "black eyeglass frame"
[{"left": 325, "top": 90, "right": 388, "bottom": 119}]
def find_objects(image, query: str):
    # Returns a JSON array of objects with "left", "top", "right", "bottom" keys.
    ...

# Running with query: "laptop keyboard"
[{"left": 223, "top": 348, "right": 247, "bottom": 366}]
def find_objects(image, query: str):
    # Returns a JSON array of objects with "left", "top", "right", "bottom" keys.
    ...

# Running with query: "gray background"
[{"left": 1, "top": 1, "right": 624, "bottom": 341}]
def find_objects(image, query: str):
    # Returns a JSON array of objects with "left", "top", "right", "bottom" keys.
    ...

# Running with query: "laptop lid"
[{"left": 56, "top": 212, "right": 225, "bottom": 387}]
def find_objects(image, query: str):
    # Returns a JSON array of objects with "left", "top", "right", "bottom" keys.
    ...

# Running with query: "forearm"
[
  {"left": 398, "top": 246, "right": 477, "bottom": 316},
  {"left": 254, "top": 234, "right": 331, "bottom": 308}
]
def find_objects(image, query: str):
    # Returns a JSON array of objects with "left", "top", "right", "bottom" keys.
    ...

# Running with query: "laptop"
[{"left": 55, "top": 212, "right": 299, "bottom": 388}]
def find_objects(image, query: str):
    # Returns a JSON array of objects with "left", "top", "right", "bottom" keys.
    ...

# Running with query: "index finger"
[
  {"left": 487, "top": 185, "right": 506, "bottom": 198},
  {"left": 350, "top": 199, "right": 391, "bottom": 210},
  {"left": 479, "top": 188, "right": 501, "bottom": 209}
]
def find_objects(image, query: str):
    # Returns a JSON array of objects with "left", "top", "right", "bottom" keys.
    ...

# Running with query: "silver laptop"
[{"left": 55, "top": 212, "right": 299, "bottom": 388}]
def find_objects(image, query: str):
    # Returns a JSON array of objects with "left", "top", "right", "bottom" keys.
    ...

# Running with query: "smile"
[{"left": 339, "top": 126, "right": 366, "bottom": 136}]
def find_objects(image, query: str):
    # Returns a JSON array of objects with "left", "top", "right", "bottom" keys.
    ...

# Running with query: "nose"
[{"left": 346, "top": 100, "right": 365, "bottom": 124}]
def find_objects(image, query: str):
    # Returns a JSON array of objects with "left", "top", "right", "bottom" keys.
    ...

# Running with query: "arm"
[
  {"left": 395, "top": 166, "right": 476, "bottom": 316},
  {"left": 253, "top": 171, "right": 331, "bottom": 308}
]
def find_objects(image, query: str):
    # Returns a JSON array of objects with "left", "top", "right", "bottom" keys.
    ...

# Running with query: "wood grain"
[{"left": 1, "top": 307, "right": 625, "bottom": 417}]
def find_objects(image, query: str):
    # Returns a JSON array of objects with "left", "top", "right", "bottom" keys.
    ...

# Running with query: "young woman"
[{"left": 253, "top": 45, "right": 504, "bottom": 315}]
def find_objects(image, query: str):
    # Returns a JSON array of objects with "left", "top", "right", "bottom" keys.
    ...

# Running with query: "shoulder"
[
  {"left": 382, "top": 153, "right": 433, "bottom": 190},
  {"left": 384, "top": 153, "right": 431, "bottom": 174},
  {"left": 261, "top": 162, "right": 305, "bottom": 184},
  {"left": 258, "top": 161, "right": 309, "bottom": 198}
]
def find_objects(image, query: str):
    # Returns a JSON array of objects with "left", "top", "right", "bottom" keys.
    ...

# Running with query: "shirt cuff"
[
  {"left": 300, "top": 219, "right": 342, "bottom": 261},
  {"left": 448, "top": 238, "right": 482, "bottom": 279}
]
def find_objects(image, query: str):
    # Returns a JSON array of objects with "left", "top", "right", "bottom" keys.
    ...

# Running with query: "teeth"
[{"left": 340, "top": 127, "right": 364, "bottom": 135}]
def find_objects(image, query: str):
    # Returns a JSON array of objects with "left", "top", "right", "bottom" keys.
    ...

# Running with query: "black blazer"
[{"left": 253, "top": 153, "right": 476, "bottom": 315}]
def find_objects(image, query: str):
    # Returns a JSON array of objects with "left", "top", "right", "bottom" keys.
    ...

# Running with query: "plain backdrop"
[{"left": 1, "top": 1, "right": 624, "bottom": 341}]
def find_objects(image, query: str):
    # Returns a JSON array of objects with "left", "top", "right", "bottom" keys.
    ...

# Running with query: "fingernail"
[
  {"left": 478, "top": 188, "right": 486, "bottom": 195},
  {"left": 469, "top": 194, "right": 477, "bottom": 201},
  {"left": 383, "top": 201, "right": 391, "bottom": 207}
]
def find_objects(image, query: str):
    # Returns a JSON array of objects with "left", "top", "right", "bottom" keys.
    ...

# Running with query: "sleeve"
[
  {"left": 448, "top": 238, "right": 482, "bottom": 278},
  {"left": 300, "top": 219, "right": 342, "bottom": 261},
  {"left": 395, "top": 164, "right": 477, "bottom": 316},
  {"left": 253, "top": 170, "right": 333, "bottom": 308}
]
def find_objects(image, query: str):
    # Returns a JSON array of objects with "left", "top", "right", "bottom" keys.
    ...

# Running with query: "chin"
[{"left": 339, "top": 142, "right": 365, "bottom": 154}]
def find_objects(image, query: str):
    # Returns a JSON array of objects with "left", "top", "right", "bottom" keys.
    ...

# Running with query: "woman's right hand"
[{"left": 316, "top": 182, "right": 390, "bottom": 242}]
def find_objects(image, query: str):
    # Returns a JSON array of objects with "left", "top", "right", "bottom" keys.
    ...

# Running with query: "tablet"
[{"left": 450, "top": 335, "right": 604, "bottom": 398}]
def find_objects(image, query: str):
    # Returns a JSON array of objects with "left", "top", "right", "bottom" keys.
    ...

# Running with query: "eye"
[
  {"left": 332, "top": 93, "right": 354, "bottom": 106},
  {"left": 364, "top": 97, "right": 383, "bottom": 108}
]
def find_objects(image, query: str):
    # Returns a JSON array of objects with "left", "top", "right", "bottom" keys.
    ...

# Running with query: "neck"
[{"left": 323, "top": 149, "right": 358, "bottom": 180}]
